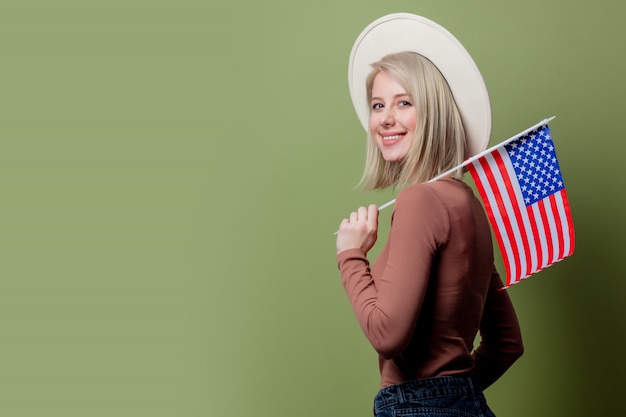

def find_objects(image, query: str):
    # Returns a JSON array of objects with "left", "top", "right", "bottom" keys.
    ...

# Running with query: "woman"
[{"left": 336, "top": 14, "right": 524, "bottom": 417}]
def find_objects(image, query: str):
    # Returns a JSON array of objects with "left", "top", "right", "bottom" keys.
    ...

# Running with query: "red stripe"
[
  {"left": 561, "top": 190, "right": 576, "bottom": 257},
  {"left": 478, "top": 155, "right": 522, "bottom": 283},
  {"left": 492, "top": 150, "right": 533, "bottom": 278},
  {"left": 537, "top": 199, "right": 554, "bottom": 265},
  {"left": 468, "top": 162, "right": 512, "bottom": 282},
  {"left": 549, "top": 193, "right": 565, "bottom": 259},
  {"left": 525, "top": 205, "right": 543, "bottom": 274}
]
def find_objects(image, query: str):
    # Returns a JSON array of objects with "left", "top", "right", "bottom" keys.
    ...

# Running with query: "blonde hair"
[{"left": 358, "top": 52, "right": 467, "bottom": 190}]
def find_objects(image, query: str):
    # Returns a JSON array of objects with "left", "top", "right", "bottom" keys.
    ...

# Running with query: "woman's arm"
[{"left": 337, "top": 185, "right": 447, "bottom": 359}]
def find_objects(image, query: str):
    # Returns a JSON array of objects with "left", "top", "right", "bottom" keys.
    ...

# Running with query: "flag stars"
[{"left": 505, "top": 125, "right": 565, "bottom": 206}]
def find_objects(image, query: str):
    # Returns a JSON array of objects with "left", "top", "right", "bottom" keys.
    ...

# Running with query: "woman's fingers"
[
  {"left": 343, "top": 206, "right": 378, "bottom": 227},
  {"left": 336, "top": 205, "right": 380, "bottom": 254},
  {"left": 358, "top": 206, "right": 368, "bottom": 222},
  {"left": 367, "top": 204, "right": 379, "bottom": 228}
]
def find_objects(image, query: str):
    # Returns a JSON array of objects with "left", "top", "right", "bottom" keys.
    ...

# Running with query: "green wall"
[{"left": 1, "top": 0, "right": 624, "bottom": 415}]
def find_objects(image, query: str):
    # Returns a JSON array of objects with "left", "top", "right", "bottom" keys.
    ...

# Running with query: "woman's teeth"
[{"left": 383, "top": 135, "right": 402, "bottom": 141}]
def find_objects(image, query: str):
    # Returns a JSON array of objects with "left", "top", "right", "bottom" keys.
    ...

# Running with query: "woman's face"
[{"left": 369, "top": 71, "right": 417, "bottom": 163}]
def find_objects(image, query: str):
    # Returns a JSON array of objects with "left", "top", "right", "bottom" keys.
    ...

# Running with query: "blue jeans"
[{"left": 373, "top": 375, "right": 496, "bottom": 417}]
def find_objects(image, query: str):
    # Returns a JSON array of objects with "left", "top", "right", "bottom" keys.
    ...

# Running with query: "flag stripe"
[
  {"left": 555, "top": 190, "right": 574, "bottom": 258},
  {"left": 480, "top": 153, "right": 522, "bottom": 281},
  {"left": 557, "top": 192, "right": 571, "bottom": 258},
  {"left": 485, "top": 152, "right": 524, "bottom": 275},
  {"left": 470, "top": 159, "right": 515, "bottom": 281},
  {"left": 530, "top": 202, "right": 550, "bottom": 271},
  {"left": 541, "top": 196, "right": 559, "bottom": 265},
  {"left": 549, "top": 193, "right": 565, "bottom": 260},
  {"left": 525, "top": 201, "right": 543, "bottom": 274},
  {"left": 493, "top": 148, "right": 536, "bottom": 278},
  {"left": 537, "top": 199, "right": 554, "bottom": 266},
  {"left": 561, "top": 190, "right": 576, "bottom": 257}
]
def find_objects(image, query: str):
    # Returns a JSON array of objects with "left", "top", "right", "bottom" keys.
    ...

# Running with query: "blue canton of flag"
[{"left": 505, "top": 126, "right": 565, "bottom": 206}]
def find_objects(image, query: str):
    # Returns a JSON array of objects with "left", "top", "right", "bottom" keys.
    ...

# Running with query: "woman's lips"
[{"left": 381, "top": 132, "right": 405, "bottom": 146}]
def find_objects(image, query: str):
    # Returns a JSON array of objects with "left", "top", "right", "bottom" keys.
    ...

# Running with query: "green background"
[{"left": 1, "top": 0, "right": 624, "bottom": 416}]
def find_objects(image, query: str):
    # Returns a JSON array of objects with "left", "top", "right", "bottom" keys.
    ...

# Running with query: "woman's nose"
[{"left": 380, "top": 109, "right": 395, "bottom": 126}]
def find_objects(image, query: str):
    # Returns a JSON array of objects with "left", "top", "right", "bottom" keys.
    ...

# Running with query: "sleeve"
[
  {"left": 336, "top": 186, "right": 449, "bottom": 359},
  {"left": 472, "top": 267, "right": 524, "bottom": 390}
]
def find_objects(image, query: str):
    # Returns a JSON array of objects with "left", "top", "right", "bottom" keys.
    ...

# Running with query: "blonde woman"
[{"left": 336, "top": 14, "right": 523, "bottom": 417}]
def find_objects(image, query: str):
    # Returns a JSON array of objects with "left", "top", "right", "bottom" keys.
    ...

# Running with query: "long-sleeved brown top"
[{"left": 337, "top": 178, "right": 523, "bottom": 389}]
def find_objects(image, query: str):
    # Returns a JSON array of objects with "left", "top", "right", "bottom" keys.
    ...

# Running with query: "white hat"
[{"left": 348, "top": 13, "right": 492, "bottom": 157}]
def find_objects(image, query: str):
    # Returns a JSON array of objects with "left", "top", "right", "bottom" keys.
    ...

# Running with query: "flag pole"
[{"left": 378, "top": 117, "right": 555, "bottom": 211}]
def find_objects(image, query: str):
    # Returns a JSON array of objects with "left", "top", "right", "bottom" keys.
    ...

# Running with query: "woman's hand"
[{"left": 336, "top": 204, "right": 379, "bottom": 254}]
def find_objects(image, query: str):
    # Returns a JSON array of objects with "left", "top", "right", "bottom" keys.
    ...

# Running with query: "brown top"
[{"left": 337, "top": 178, "right": 523, "bottom": 389}]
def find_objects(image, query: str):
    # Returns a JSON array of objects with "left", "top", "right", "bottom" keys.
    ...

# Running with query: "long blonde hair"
[{"left": 358, "top": 52, "right": 467, "bottom": 190}]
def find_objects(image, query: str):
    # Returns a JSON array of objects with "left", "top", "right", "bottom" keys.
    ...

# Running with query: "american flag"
[{"left": 468, "top": 124, "right": 575, "bottom": 287}]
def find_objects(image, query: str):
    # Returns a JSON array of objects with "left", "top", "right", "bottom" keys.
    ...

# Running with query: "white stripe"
[
  {"left": 542, "top": 197, "right": 560, "bottom": 265},
  {"left": 487, "top": 151, "right": 528, "bottom": 282},
  {"left": 471, "top": 159, "right": 518, "bottom": 283},
  {"left": 498, "top": 149, "right": 539, "bottom": 278},
  {"left": 554, "top": 190, "right": 571, "bottom": 258},
  {"left": 531, "top": 203, "right": 550, "bottom": 271}
]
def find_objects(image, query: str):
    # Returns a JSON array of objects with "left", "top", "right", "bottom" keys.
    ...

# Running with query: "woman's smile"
[{"left": 380, "top": 132, "right": 407, "bottom": 145}]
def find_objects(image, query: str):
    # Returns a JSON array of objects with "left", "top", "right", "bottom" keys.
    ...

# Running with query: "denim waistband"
[{"left": 374, "top": 375, "right": 481, "bottom": 410}]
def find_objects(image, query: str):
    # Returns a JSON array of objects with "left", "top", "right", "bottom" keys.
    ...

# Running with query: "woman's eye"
[
  {"left": 372, "top": 103, "right": 383, "bottom": 110},
  {"left": 399, "top": 100, "right": 412, "bottom": 107}
]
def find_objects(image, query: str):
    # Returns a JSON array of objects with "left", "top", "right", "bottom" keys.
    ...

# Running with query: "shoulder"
[
  {"left": 391, "top": 181, "right": 455, "bottom": 236},
  {"left": 395, "top": 179, "right": 463, "bottom": 211},
  {"left": 393, "top": 179, "right": 473, "bottom": 230}
]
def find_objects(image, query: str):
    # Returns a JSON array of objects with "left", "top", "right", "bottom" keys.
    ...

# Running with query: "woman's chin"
[{"left": 382, "top": 154, "right": 406, "bottom": 163}]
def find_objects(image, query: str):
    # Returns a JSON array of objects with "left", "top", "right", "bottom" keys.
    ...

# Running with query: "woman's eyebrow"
[{"left": 371, "top": 93, "right": 411, "bottom": 101}]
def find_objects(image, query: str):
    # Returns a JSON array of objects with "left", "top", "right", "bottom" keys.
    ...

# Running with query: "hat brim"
[{"left": 348, "top": 13, "right": 492, "bottom": 158}]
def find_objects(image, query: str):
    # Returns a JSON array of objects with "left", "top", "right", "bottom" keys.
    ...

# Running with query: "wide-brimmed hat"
[{"left": 348, "top": 13, "right": 492, "bottom": 157}]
